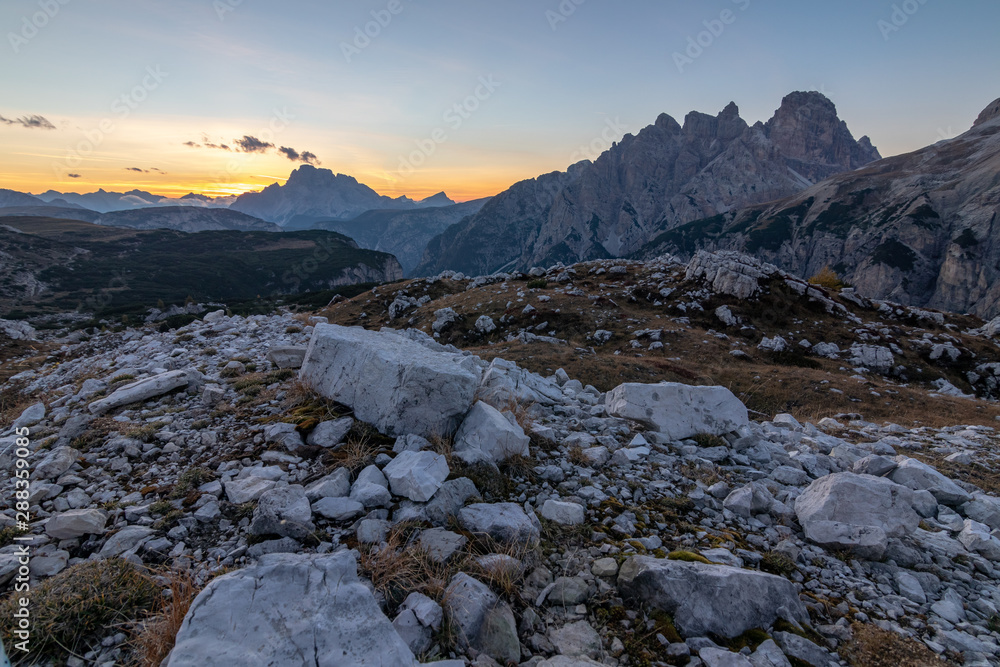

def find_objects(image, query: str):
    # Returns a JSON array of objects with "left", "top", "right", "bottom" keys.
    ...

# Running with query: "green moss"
[{"left": 667, "top": 550, "right": 712, "bottom": 564}]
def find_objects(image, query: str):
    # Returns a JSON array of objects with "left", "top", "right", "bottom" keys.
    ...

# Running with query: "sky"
[{"left": 1, "top": 0, "right": 998, "bottom": 202}]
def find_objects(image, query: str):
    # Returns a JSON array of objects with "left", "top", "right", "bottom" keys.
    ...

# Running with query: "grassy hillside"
[{"left": 0, "top": 217, "right": 401, "bottom": 320}]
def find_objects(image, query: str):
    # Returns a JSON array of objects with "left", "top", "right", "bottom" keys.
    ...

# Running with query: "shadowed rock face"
[
  {"left": 416, "top": 91, "right": 879, "bottom": 277},
  {"left": 639, "top": 97, "right": 1000, "bottom": 318}
]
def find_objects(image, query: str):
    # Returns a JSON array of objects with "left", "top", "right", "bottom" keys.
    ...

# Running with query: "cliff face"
[
  {"left": 416, "top": 92, "right": 879, "bottom": 276},
  {"left": 640, "top": 98, "right": 1000, "bottom": 318}
]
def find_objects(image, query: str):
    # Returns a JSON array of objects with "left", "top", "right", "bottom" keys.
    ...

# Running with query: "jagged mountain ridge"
[
  {"left": 230, "top": 165, "right": 456, "bottom": 226},
  {"left": 415, "top": 91, "right": 880, "bottom": 276},
  {"left": 36, "top": 189, "right": 236, "bottom": 213},
  {"left": 639, "top": 96, "right": 1000, "bottom": 318}
]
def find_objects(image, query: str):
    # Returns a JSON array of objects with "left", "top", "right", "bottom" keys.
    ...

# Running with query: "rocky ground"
[{"left": 2, "top": 251, "right": 1000, "bottom": 666}]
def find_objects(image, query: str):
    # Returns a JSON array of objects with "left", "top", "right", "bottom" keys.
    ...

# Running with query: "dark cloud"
[
  {"left": 206, "top": 142, "right": 230, "bottom": 151},
  {"left": 280, "top": 146, "right": 320, "bottom": 165},
  {"left": 183, "top": 141, "right": 200, "bottom": 147},
  {"left": 125, "top": 167, "right": 148, "bottom": 173},
  {"left": 234, "top": 135, "right": 274, "bottom": 153},
  {"left": 67, "top": 173, "right": 82, "bottom": 178},
  {"left": 150, "top": 167, "right": 166, "bottom": 173},
  {"left": 0, "top": 114, "right": 56, "bottom": 130}
]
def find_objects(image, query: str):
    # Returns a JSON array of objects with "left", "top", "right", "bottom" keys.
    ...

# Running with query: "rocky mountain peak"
[
  {"left": 765, "top": 91, "right": 881, "bottom": 179},
  {"left": 973, "top": 97, "right": 1000, "bottom": 127}
]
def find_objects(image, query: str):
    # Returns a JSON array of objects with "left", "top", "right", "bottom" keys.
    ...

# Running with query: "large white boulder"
[
  {"left": 453, "top": 401, "right": 530, "bottom": 464},
  {"left": 605, "top": 382, "right": 749, "bottom": 440},
  {"left": 795, "top": 473, "right": 920, "bottom": 558},
  {"left": 618, "top": 557, "right": 808, "bottom": 638},
  {"left": 299, "top": 324, "right": 480, "bottom": 438},
  {"left": 383, "top": 450, "right": 450, "bottom": 502},
  {"left": 166, "top": 552, "right": 419, "bottom": 667}
]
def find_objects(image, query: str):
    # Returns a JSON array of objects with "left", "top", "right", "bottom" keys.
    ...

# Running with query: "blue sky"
[{"left": 1, "top": 0, "right": 997, "bottom": 200}]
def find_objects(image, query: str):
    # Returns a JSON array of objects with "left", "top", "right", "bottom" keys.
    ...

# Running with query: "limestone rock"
[
  {"left": 618, "top": 556, "right": 808, "bottom": 638},
  {"left": 606, "top": 382, "right": 749, "bottom": 440},
  {"left": 167, "top": 551, "right": 418, "bottom": 667},
  {"left": 299, "top": 324, "right": 480, "bottom": 438}
]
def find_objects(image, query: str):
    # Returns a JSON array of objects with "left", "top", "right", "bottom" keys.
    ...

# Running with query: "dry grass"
[
  {"left": 0, "top": 560, "right": 161, "bottom": 661},
  {"left": 129, "top": 570, "right": 200, "bottom": 667},
  {"left": 839, "top": 623, "right": 957, "bottom": 667},
  {"left": 356, "top": 523, "right": 452, "bottom": 609},
  {"left": 326, "top": 426, "right": 387, "bottom": 475}
]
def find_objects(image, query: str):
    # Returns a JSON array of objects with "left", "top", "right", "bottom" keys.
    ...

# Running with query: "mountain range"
[
  {"left": 639, "top": 96, "right": 1000, "bottom": 318},
  {"left": 415, "top": 91, "right": 882, "bottom": 276}
]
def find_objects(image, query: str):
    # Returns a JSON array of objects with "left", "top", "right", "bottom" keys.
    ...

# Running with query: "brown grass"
[
  {"left": 129, "top": 570, "right": 200, "bottom": 666},
  {"left": 839, "top": 623, "right": 957, "bottom": 667},
  {"left": 0, "top": 560, "right": 161, "bottom": 661},
  {"left": 356, "top": 523, "right": 453, "bottom": 609}
]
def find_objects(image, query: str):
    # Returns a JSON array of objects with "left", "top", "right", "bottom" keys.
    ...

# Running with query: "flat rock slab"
[
  {"left": 617, "top": 556, "right": 808, "bottom": 639},
  {"left": 299, "top": 324, "right": 480, "bottom": 438},
  {"left": 166, "top": 551, "right": 418, "bottom": 667},
  {"left": 266, "top": 346, "right": 307, "bottom": 369},
  {"left": 89, "top": 370, "right": 192, "bottom": 415},
  {"left": 605, "top": 382, "right": 749, "bottom": 441}
]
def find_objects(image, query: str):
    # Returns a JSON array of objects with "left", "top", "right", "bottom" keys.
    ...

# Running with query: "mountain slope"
[
  {"left": 0, "top": 189, "right": 49, "bottom": 208},
  {"left": 0, "top": 217, "right": 402, "bottom": 317},
  {"left": 230, "top": 165, "right": 455, "bottom": 226},
  {"left": 312, "top": 198, "right": 490, "bottom": 275},
  {"left": 0, "top": 205, "right": 101, "bottom": 223},
  {"left": 639, "top": 97, "right": 1000, "bottom": 318},
  {"left": 93, "top": 206, "right": 282, "bottom": 233},
  {"left": 415, "top": 92, "right": 879, "bottom": 276}
]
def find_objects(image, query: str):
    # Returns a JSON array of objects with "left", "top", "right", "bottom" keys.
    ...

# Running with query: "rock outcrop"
[{"left": 416, "top": 92, "right": 878, "bottom": 276}]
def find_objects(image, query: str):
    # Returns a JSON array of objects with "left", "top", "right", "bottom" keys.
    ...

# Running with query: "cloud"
[
  {"left": 279, "top": 146, "right": 321, "bottom": 165},
  {"left": 125, "top": 167, "right": 148, "bottom": 173},
  {"left": 234, "top": 135, "right": 274, "bottom": 153},
  {"left": 0, "top": 114, "right": 56, "bottom": 130},
  {"left": 67, "top": 173, "right": 82, "bottom": 178},
  {"left": 185, "top": 139, "right": 230, "bottom": 150}
]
